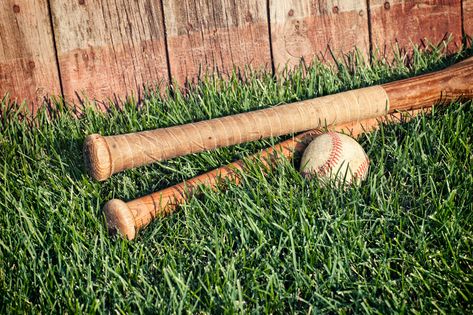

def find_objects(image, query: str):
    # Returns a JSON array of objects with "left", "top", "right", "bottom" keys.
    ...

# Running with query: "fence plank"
[
  {"left": 370, "top": 0, "right": 462, "bottom": 58},
  {"left": 0, "top": 0, "right": 61, "bottom": 109},
  {"left": 270, "top": 0, "right": 369, "bottom": 70},
  {"left": 163, "top": 0, "right": 271, "bottom": 86},
  {"left": 50, "top": 0, "right": 169, "bottom": 103},
  {"left": 464, "top": 0, "right": 473, "bottom": 40}
]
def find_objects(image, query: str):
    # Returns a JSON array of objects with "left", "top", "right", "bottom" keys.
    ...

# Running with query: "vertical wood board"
[
  {"left": 270, "top": 0, "right": 370, "bottom": 70},
  {"left": 163, "top": 0, "right": 271, "bottom": 86},
  {"left": 50, "top": 0, "right": 169, "bottom": 103},
  {"left": 370, "top": 0, "right": 462, "bottom": 57},
  {"left": 0, "top": 0, "right": 61, "bottom": 108},
  {"left": 464, "top": 0, "right": 473, "bottom": 39}
]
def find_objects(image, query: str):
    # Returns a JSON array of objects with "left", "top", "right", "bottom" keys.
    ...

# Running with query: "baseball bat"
[
  {"left": 104, "top": 110, "right": 428, "bottom": 239},
  {"left": 85, "top": 57, "right": 473, "bottom": 181}
]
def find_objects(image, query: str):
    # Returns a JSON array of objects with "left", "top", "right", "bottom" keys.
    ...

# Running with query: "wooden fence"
[{"left": 0, "top": 0, "right": 470, "bottom": 110}]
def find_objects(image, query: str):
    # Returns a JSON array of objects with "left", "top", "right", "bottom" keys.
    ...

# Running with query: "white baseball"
[{"left": 300, "top": 132, "right": 370, "bottom": 186}]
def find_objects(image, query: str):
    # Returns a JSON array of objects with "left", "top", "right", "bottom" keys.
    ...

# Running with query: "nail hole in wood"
[{"left": 245, "top": 12, "right": 253, "bottom": 23}]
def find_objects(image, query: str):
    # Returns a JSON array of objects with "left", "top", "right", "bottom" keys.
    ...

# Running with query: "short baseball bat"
[
  {"left": 85, "top": 57, "right": 473, "bottom": 181},
  {"left": 104, "top": 110, "right": 427, "bottom": 239}
]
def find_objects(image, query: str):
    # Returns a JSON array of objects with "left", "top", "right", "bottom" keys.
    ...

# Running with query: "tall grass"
[{"left": 1, "top": 45, "right": 472, "bottom": 313}]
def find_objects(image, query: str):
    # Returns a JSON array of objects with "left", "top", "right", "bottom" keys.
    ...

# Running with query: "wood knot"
[
  {"left": 13, "top": 4, "right": 20, "bottom": 13},
  {"left": 245, "top": 11, "right": 253, "bottom": 23},
  {"left": 82, "top": 52, "right": 89, "bottom": 62},
  {"left": 35, "top": 87, "right": 46, "bottom": 98},
  {"left": 384, "top": 1, "right": 390, "bottom": 10},
  {"left": 28, "top": 61, "right": 35, "bottom": 69},
  {"left": 288, "top": 9, "right": 294, "bottom": 17},
  {"left": 78, "top": 0, "right": 86, "bottom": 5},
  {"left": 332, "top": 6, "right": 339, "bottom": 14},
  {"left": 359, "top": 10, "right": 364, "bottom": 17}
]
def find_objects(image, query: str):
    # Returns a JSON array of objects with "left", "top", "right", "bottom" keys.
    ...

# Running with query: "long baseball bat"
[
  {"left": 85, "top": 57, "right": 473, "bottom": 181},
  {"left": 104, "top": 110, "right": 427, "bottom": 239}
]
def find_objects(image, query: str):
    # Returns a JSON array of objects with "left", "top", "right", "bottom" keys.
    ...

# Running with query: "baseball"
[{"left": 300, "top": 132, "right": 369, "bottom": 186}]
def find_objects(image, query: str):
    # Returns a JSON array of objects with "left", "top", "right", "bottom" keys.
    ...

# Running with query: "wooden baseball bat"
[
  {"left": 104, "top": 110, "right": 428, "bottom": 239},
  {"left": 85, "top": 57, "right": 473, "bottom": 181}
]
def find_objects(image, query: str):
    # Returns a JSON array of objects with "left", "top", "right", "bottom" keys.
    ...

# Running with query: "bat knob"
[
  {"left": 103, "top": 199, "right": 136, "bottom": 240},
  {"left": 83, "top": 134, "right": 112, "bottom": 181}
]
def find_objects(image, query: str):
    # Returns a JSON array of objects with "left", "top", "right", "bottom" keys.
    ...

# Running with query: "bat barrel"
[{"left": 383, "top": 56, "right": 473, "bottom": 111}]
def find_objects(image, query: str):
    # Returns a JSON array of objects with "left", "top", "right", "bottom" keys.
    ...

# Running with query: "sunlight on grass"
[{"left": 1, "top": 45, "right": 472, "bottom": 313}]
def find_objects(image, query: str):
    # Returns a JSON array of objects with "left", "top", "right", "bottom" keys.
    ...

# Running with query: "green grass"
[{"left": 1, "top": 46, "right": 472, "bottom": 313}]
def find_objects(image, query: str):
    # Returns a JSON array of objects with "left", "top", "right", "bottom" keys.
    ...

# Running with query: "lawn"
[{"left": 1, "top": 46, "right": 472, "bottom": 313}]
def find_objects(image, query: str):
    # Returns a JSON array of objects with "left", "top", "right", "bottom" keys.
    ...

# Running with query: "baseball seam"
[
  {"left": 353, "top": 157, "right": 370, "bottom": 180},
  {"left": 317, "top": 132, "right": 343, "bottom": 176}
]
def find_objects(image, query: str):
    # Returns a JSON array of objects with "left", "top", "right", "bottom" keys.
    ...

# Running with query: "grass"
[{"left": 1, "top": 45, "right": 472, "bottom": 313}]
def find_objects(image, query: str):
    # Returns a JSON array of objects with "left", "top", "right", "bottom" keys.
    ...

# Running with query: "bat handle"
[
  {"left": 103, "top": 187, "right": 185, "bottom": 239},
  {"left": 103, "top": 199, "right": 137, "bottom": 239},
  {"left": 83, "top": 134, "right": 113, "bottom": 181}
]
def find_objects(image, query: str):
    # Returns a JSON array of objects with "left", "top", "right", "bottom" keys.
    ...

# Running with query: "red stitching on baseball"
[
  {"left": 353, "top": 157, "right": 370, "bottom": 180},
  {"left": 317, "top": 132, "right": 343, "bottom": 176}
]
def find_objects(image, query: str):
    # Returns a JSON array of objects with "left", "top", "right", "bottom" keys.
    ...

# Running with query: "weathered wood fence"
[{"left": 0, "top": 0, "right": 470, "bottom": 110}]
